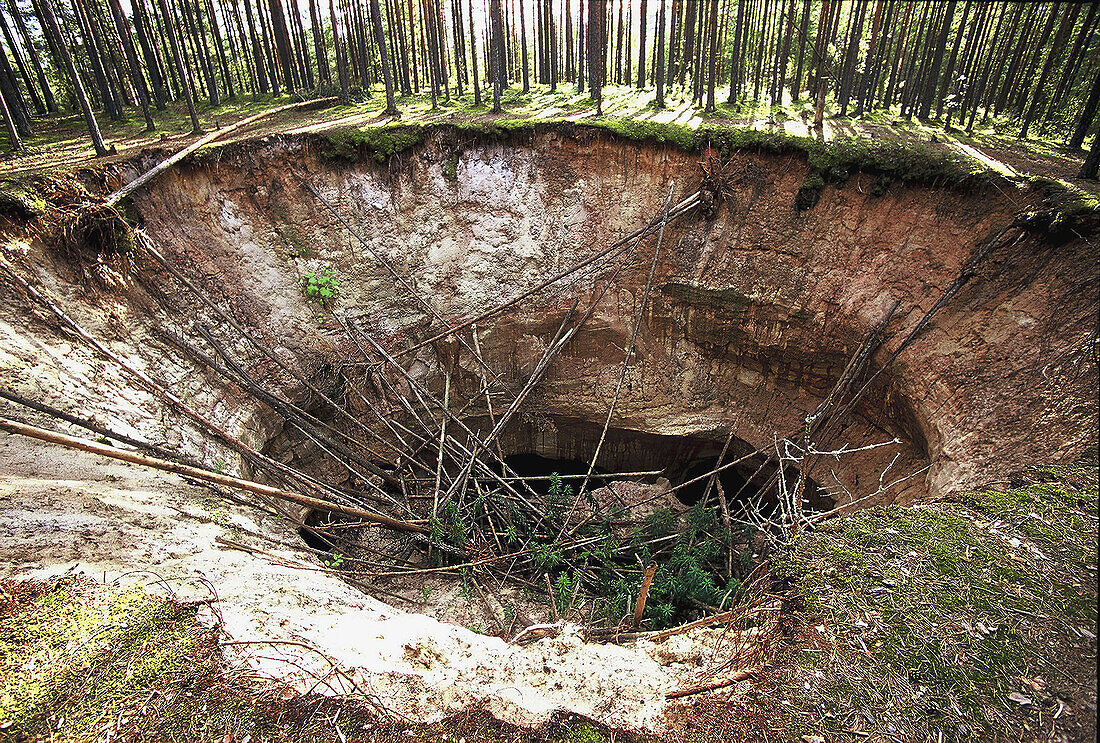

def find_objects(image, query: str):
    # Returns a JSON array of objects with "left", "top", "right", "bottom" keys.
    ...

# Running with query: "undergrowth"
[{"left": 429, "top": 472, "right": 753, "bottom": 629}]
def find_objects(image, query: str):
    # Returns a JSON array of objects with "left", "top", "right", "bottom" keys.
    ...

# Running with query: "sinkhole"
[{"left": 2, "top": 125, "right": 1092, "bottom": 667}]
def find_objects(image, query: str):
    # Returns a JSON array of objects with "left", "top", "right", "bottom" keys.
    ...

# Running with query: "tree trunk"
[
  {"left": 309, "top": 0, "right": 331, "bottom": 86},
  {"left": 450, "top": 0, "right": 465, "bottom": 95},
  {"left": 548, "top": 0, "right": 557, "bottom": 91},
  {"left": 6, "top": 0, "right": 56, "bottom": 111},
  {"left": 207, "top": 0, "right": 236, "bottom": 98},
  {"left": 0, "top": 10, "right": 45, "bottom": 115},
  {"left": 72, "top": 0, "right": 124, "bottom": 119},
  {"left": 0, "top": 63, "right": 21, "bottom": 149},
  {"left": 329, "top": 0, "right": 349, "bottom": 96},
  {"left": 159, "top": 0, "right": 202, "bottom": 130},
  {"left": 268, "top": 0, "right": 297, "bottom": 90},
  {"left": 704, "top": 0, "right": 717, "bottom": 110},
  {"left": 1019, "top": 3, "right": 1080, "bottom": 139},
  {"left": 0, "top": 55, "right": 30, "bottom": 137},
  {"left": 370, "top": 0, "right": 398, "bottom": 112},
  {"left": 489, "top": 0, "right": 502, "bottom": 111},
  {"left": 635, "top": 0, "right": 646, "bottom": 87},
  {"left": 936, "top": 0, "right": 972, "bottom": 119},
  {"left": 1069, "top": 68, "right": 1100, "bottom": 149},
  {"left": 1046, "top": 2, "right": 1098, "bottom": 123},
  {"left": 40, "top": 0, "right": 108, "bottom": 152},
  {"left": 106, "top": 0, "right": 156, "bottom": 129},
  {"left": 654, "top": 0, "right": 665, "bottom": 107},
  {"left": 1079, "top": 126, "right": 1100, "bottom": 179},
  {"left": 1012, "top": 3, "right": 1061, "bottom": 114},
  {"left": 676, "top": 0, "right": 693, "bottom": 88},
  {"left": 146, "top": 0, "right": 181, "bottom": 99},
  {"left": 467, "top": 0, "right": 479, "bottom": 102},
  {"left": 838, "top": 0, "right": 867, "bottom": 115},
  {"left": 241, "top": 0, "right": 270, "bottom": 92},
  {"left": 518, "top": 0, "right": 528, "bottom": 90}
]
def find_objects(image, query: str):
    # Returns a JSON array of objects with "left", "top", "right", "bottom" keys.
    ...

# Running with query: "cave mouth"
[{"left": 472, "top": 414, "right": 833, "bottom": 518}]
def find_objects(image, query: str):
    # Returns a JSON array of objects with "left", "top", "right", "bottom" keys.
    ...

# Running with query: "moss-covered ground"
[
  {"left": 0, "top": 576, "right": 628, "bottom": 741},
  {"left": 2, "top": 83, "right": 1096, "bottom": 198}
]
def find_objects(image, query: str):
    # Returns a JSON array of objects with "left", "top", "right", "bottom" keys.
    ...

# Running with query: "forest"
[{"left": 1, "top": 0, "right": 1098, "bottom": 175}]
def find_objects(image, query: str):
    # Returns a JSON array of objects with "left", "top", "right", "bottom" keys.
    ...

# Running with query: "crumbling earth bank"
[{"left": 123, "top": 130, "right": 1096, "bottom": 499}]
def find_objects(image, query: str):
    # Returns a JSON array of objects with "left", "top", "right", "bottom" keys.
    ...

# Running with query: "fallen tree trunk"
[
  {"left": 106, "top": 97, "right": 338, "bottom": 205},
  {"left": 0, "top": 416, "right": 427, "bottom": 534}
]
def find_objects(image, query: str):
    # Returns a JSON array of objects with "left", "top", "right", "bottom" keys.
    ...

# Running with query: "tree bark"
[{"left": 370, "top": 0, "right": 398, "bottom": 113}]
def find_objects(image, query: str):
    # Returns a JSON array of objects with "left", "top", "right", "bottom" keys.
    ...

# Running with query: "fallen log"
[
  {"left": 106, "top": 97, "right": 338, "bottom": 205},
  {"left": 0, "top": 416, "right": 427, "bottom": 534}
]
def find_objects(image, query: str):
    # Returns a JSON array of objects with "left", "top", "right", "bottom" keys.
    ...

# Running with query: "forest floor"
[{"left": 0, "top": 83, "right": 1095, "bottom": 190}]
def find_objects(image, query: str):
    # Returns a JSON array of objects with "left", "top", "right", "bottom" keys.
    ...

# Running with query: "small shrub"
[{"left": 302, "top": 265, "right": 340, "bottom": 305}]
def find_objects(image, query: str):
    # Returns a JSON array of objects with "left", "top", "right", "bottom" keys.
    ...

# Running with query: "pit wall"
[{"left": 3, "top": 126, "right": 1096, "bottom": 509}]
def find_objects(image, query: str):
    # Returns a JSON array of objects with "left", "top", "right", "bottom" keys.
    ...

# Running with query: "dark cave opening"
[
  {"left": 500, "top": 452, "right": 611, "bottom": 496},
  {"left": 483, "top": 414, "right": 833, "bottom": 516}
]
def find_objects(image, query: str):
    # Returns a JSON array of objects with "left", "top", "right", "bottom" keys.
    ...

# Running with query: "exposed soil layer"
[
  {"left": 0, "top": 125, "right": 1096, "bottom": 732},
  {"left": 114, "top": 126, "right": 1095, "bottom": 501}
]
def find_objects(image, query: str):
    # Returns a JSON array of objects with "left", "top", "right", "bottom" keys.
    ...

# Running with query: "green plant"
[
  {"left": 554, "top": 571, "right": 578, "bottom": 614},
  {"left": 546, "top": 472, "right": 573, "bottom": 521},
  {"left": 533, "top": 541, "right": 564, "bottom": 571},
  {"left": 302, "top": 266, "right": 340, "bottom": 305},
  {"left": 323, "top": 553, "right": 344, "bottom": 569}
]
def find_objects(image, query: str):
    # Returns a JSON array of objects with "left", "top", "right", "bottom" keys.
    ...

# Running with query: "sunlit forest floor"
[{"left": 1, "top": 83, "right": 1094, "bottom": 190}]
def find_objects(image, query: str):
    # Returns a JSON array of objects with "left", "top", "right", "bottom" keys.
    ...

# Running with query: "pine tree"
[{"left": 39, "top": 0, "right": 108, "bottom": 152}]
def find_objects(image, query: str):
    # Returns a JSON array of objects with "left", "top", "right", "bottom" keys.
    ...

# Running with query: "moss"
[
  {"left": 0, "top": 180, "right": 47, "bottom": 219},
  {"left": 441, "top": 152, "right": 460, "bottom": 181},
  {"left": 590, "top": 117, "right": 697, "bottom": 150},
  {"left": 1018, "top": 176, "right": 1100, "bottom": 239},
  {"left": 0, "top": 580, "right": 208, "bottom": 736},
  {"left": 320, "top": 123, "right": 425, "bottom": 163}
]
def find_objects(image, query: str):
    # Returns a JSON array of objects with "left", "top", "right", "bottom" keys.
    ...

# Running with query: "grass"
[{"left": 766, "top": 463, "right": 1098, "bottom": 742}]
